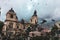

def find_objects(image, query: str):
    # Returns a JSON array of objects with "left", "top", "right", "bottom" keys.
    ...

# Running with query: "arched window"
[
  {"left": 17, "top": 25, "right": 19, "bottom": 28},
  {"left": 9, "top": 22, "right": 13, "bottom": 28},
  {"left": 35, "top": 20, "right": 37, "bottom": 24},
  {"left": 31, "top": 19, "right": 32, "bottom": 22},
  {"left": 10, "top": 14, "right": 13, "bottom": 18},
  {"left": 16, "top": 24, "right": 19, "bottom": 28}
]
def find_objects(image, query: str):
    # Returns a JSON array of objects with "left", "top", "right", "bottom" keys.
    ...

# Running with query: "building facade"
[
  {"left": 2, "top": 8, "right": 38, "bottom": 36},
  {"left": 30, "top": 10, "right": 38, "bottom": 25},
  {"left": 2, "top": 8, "right": 18, "bottom": 35}
]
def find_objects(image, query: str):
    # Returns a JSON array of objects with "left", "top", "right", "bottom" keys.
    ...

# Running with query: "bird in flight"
[
  {"left": 52, "top": 19, "right": 55, "bottom": 22},
  {"left": 41, "top": 19, "right": 47, "bottom": 24}
]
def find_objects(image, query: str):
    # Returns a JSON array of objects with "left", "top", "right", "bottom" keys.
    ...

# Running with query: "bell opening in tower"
[{"left": 10, "top": 14, "right": 13, "bottom": 18}]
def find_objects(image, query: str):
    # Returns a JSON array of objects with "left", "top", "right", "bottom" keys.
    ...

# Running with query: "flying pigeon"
[
  {"left": 52, "top": 19, "right": 55, "bottom": 22},
  {"left": 41, "top": 19, "right": 47, "bottom": 24}
]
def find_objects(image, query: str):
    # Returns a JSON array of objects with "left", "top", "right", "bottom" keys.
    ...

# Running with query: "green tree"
[
  {"left": 0, "top": 21, "right": 4, "bottom": 33},
  {"left": 51, "top": 25, "right": 58, "bottom": 36},
  {"left": 51, "top": 25, "right": 58, "bottom": 40}
]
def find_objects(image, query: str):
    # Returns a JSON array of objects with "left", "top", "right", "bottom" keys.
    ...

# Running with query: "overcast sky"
[{"left": 0, "top": 0, "right": 60, "bottom": 22}]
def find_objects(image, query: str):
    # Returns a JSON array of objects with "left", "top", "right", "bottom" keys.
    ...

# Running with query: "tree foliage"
[{"left": 0, "top": 21, "right": 4, "bottom": 33}]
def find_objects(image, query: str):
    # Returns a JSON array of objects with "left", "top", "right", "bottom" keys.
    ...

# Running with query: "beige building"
[
  {"left": 2, "top": 8, "right": 38, "bottom": 35},
  {"left": 2, "top": 8, "right": 19, "bottom": 35},
  {"left": 30, "top": 10, "right": 38, "bottom": 25},
  {"left": 29, "top": 31, "right": 41, "bottom": 37},
  {"left": 55, "top": 22, "right": 60, "bottom": 29}
]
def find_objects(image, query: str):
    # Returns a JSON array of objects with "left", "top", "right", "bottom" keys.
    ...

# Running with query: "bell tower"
[
  {"left": 6, "top": 8, "right": 18, "bottom": 21},
  {"left": 30, "top": 10, "right": 38, "bottom": 25},
  {"left": 2, "top": 8, "right": 18, "bottom": 35}
]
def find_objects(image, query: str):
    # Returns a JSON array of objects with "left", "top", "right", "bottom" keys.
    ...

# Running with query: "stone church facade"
[{"left": 2, "top": 8, "right": 38, "bottom": 36}]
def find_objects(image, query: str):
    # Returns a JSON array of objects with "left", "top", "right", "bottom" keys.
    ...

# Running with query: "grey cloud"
[{"left": 0, "top": 0, "right": 60, "bottom": 22}]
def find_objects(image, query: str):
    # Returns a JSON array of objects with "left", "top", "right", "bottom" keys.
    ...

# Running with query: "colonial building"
[
  {"left": 2, "top": 8, "right": 38, "bottom": 36},
  {"left": 2, "top": 8, "right": 18, "bottom": 35}
]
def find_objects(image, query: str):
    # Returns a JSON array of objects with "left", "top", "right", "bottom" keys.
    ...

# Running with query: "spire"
[
  {"left": 33, "top": 10, "right": 37, "bottom": 16},
  {"left": 21, "top": 19, "right": 25, "bottom": 24},
  {"left": 9, "top": 8, "right": 14, "bottom": 12}
]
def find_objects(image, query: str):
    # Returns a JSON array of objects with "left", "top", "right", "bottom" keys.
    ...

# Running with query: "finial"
[
  {"left": 34, "top": 10, "right": 37, "bottom": 15},
  {"left": 9, "top": 8, "right": 14, "bottom": 12},
  {"left": 33, "top": 10, "right": 37, "bottom": 16}
]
